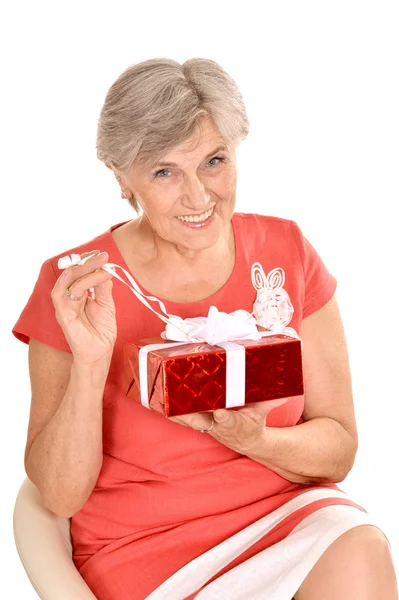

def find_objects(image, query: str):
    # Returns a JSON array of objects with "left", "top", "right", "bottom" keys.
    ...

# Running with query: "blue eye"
[
  {"left": 208, "top": 156, "right": 225, "bottom": 167},
  {"left": 154, "top": 168, "right": 170, "bottom": 178}
]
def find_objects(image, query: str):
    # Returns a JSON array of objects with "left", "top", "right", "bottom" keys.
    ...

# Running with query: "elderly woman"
[{"left": 13, "top": 58, "right": 397, "bottom": 600}]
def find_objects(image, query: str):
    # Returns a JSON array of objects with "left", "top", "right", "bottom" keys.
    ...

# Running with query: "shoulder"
[
  {"left": 233, "top": 212, "right": 297, "bottom": 232},
  {"left": 232, "top": 212, "right": 301, "bottom": 252}
]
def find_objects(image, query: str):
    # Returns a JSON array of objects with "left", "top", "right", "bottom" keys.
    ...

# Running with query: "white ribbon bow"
[{"left": 163, "top": 306, "right": 262, "bottom": 345}]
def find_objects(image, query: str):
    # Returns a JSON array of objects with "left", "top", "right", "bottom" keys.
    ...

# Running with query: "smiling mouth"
[{"left": 176, "top": 205, "right": 215, "bottom": 223}]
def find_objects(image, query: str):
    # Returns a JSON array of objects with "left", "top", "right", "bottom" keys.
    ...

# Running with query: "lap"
[{"left": 149, "top": 504, "right": 384, "bottom": 599}]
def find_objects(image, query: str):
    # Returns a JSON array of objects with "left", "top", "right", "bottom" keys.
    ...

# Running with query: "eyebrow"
[{"left": 153, "top": 145, "right": 228, "bottom": 168}]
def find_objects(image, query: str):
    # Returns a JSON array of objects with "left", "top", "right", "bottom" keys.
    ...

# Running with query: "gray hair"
[{"left": 96, "top": 57, "right": 249, "bottom": 210}]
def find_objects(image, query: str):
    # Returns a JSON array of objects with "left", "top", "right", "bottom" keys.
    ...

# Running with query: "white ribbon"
[
  {"left": 57, "top": 254, "right": 90, "bottom": 269},
  {"left": 57, "top": 254, "right": 300, "bottom": 411},
  {"left": 217, "top": 341, "right": 246, "bottom": 409}
]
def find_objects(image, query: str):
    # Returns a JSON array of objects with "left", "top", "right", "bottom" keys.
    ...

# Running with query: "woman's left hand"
[{"left": 168, "top": 397, "right": 290, "bottom": 455}]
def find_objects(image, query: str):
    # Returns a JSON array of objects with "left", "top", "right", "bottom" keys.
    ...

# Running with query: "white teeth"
[{"left": 177, "top": 206, "right": 214, "bottom": 223}]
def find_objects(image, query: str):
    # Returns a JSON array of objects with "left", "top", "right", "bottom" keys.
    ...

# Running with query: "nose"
[{"left": 181, "top": 174, "right": 210, "bottom": 210}]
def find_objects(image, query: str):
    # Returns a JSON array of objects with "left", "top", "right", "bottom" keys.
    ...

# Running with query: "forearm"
[
  {"left": 245, "top": 417, "right": 358, "bottom": 484},
  {"left": 25, "top": 360, "right": 108, "bottom": 517}
]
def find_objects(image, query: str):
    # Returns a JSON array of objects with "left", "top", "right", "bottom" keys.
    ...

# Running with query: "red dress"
[{"left": 13, "top": 213, "right": 378, "bottom": 600}]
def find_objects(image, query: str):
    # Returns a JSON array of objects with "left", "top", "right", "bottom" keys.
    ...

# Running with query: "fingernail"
[{"left": 81, "top": 251, "right": 105, "bottom": 265}]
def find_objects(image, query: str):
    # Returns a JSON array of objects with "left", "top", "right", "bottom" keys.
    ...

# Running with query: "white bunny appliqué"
[{"left": 251, "top": 262, "right": 297, "bottom": 337}]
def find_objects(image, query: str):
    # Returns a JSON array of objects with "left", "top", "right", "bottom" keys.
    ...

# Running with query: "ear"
[
  {"left": 113, "top": 171, "right": 122, "bottom": 184},
  {"left": 111, "top": 170, "right": 126, "bottom": 196}
]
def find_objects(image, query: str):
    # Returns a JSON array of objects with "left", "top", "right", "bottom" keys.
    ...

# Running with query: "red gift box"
[{"left": 124, "top": 334, "right": 304, "bottom": 417}]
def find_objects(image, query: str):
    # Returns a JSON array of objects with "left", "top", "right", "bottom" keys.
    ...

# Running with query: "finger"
[
  {"left": 64, "top": 268, "right": 114, "bottom": 300},
  {"left": 53, "top": 252, "right": 111, "bottom": 298},
  {"left": 92, "top": 277, "right": 114, "bottom": 305},
  {"left": 168, "top": 416, "right": 188, "bottom": 426},
  {"left": 79, "top": 250, "right": 100, "bottom": 260},
  {"left": 199, "top": 412, "right": 215, "bottom": 431},
  {"left": 237, "top": 397, "right": 291, "bottom": 419},
  {"left": 213, "top": 408, "right": 239, "bottom": 428},
  {"left": 57, "top": 251, "right": 110, "bottom": 290},
  {"left": 264, "top": 396, "right": 291, "bottom": 410},
  {"left": 65, "top": 251, "right": 101, "bottom": 301},
  {"left": 168, "top": 412, "right": 213, "bottom": 431}
]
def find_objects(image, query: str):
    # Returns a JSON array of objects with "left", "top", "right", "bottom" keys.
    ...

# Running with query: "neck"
[{"left": 137, "top": 216, "right": 235, "bottom": 267}]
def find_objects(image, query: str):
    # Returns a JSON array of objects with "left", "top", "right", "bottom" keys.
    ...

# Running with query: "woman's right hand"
[{"left": 51, "top": 251, "right": 117, "bottom": 365}]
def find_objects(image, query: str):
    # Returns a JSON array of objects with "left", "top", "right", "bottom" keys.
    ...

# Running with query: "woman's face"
[{"left": 120, "top": 116, "right": 237, "bottom": 253}]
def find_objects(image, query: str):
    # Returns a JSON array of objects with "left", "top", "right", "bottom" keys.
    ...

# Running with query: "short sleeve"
[
  {"left": 12, "top": 258, "right": 71, "bottom": 353},
  {"left": 291, "top": 220, "right": 337, "bottom": 319}
]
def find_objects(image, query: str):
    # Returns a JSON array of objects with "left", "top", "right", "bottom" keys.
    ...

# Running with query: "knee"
[{"left": 294, "top": 525, "right": 395, "bottom": 600}]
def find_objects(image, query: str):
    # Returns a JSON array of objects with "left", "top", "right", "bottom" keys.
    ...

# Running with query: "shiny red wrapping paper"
[{"left": 123, "top": 335, "right": 304, "bottom": 417}]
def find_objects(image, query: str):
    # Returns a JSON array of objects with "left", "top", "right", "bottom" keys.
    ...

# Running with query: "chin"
[
  {"left": 182, "top": 221, "right": 225, "bottom": 250},
  {"left": 177, "top": 234, "right": 221, "bottom": 253}
]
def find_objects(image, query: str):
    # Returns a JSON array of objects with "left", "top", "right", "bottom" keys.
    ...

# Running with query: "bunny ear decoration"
[
  {"left": 266, "top": 267, "right": 286, "bottom": 290},
  {"left": 251, "top": 262, "right": 268, "bottom": 291},
  {"left": 251, "top": 262, "right": 286, "bottom": 292},
  {"left": 251, "top": 261, "right": 295, "bottom": 332}
]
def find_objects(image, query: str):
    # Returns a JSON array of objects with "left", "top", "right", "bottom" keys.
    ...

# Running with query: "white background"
[{"left": 1, "top": 1, "right": 398, "bottom": 597}]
